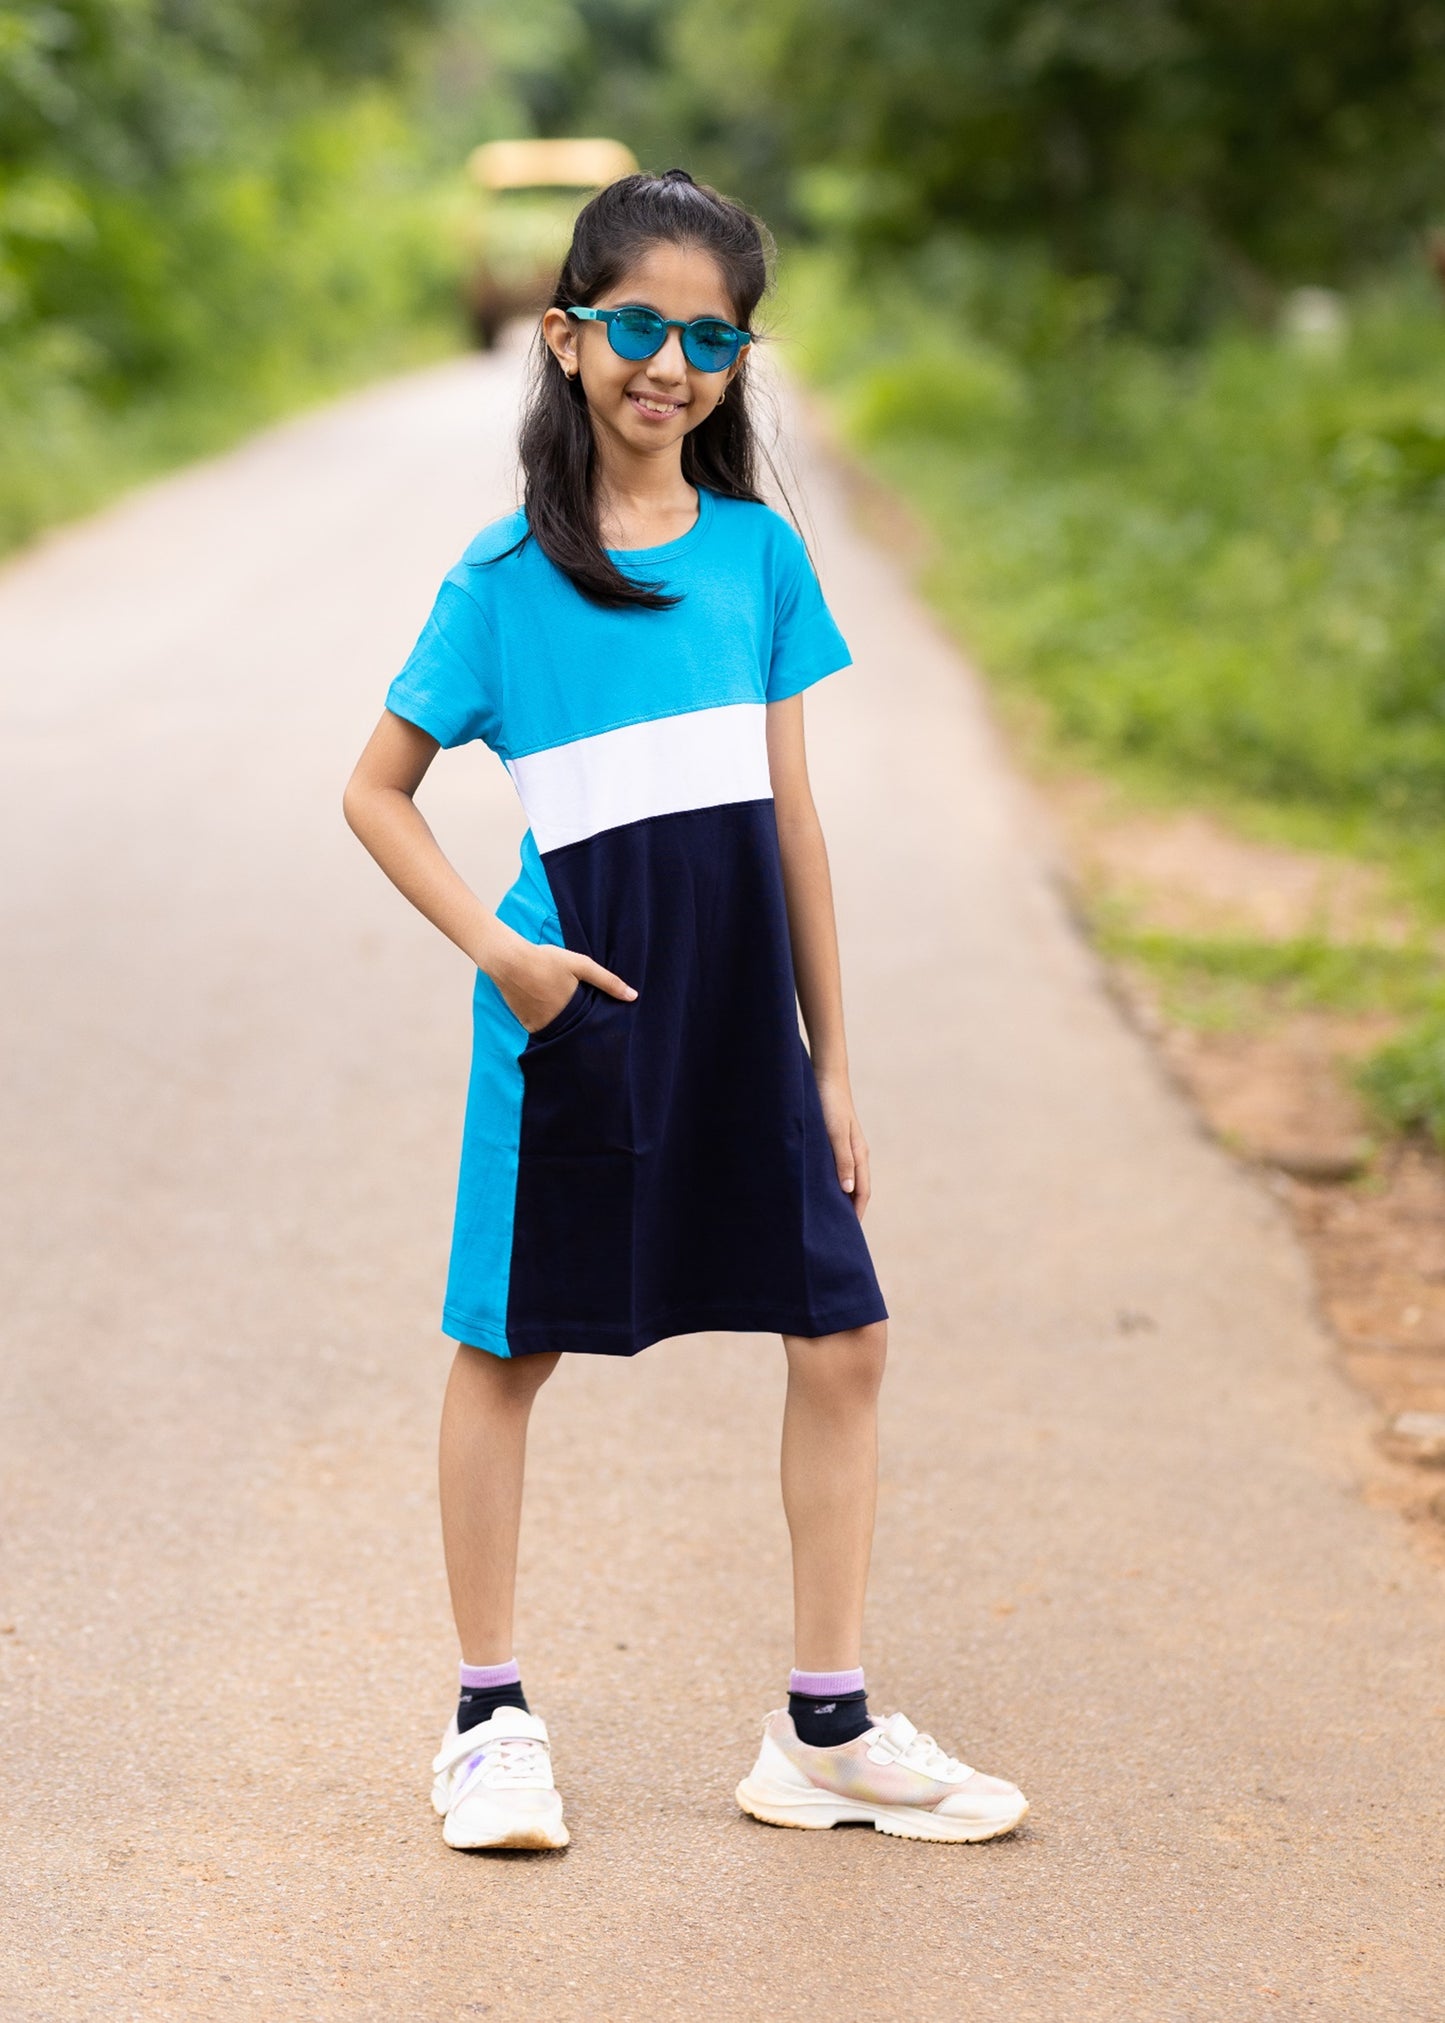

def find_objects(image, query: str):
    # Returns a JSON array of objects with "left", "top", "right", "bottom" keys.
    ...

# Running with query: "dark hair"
[{"left": 509, "top": 167, "right": 776, "bottom": 612}]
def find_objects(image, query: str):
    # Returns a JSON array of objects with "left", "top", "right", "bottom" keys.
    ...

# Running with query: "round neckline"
[{"left": 603, "top": 484, "right": 714, "bottom": 564}]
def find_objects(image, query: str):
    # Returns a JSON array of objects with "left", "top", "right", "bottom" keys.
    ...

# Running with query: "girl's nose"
[{"left": 646, "top": 329, "right": 688, "bottom": 379}]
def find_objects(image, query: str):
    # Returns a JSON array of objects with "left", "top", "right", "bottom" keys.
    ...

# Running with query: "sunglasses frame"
[{"left": 565, "top": 304, "right": 752, "bottom": 374}]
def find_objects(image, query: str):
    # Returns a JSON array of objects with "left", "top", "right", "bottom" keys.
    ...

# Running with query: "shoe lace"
[
  {"left": 890, "top": 1727, "right": 972, "bottom": 1781},
  {"left": 466, "top": 1734, "right": 549, "bottom": 1784}
]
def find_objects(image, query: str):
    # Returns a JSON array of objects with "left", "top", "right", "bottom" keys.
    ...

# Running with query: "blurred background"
[
  {"left": 12, "top": 17, "right": 1445, "bottom": 1997},
  {"left": 5, "top": 0, "right": 1445, "bottom": 1169}
]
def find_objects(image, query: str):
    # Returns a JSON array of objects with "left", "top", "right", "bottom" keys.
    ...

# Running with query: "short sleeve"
[
  {"left": 765, "top": 524, "right": 852, "bottom": 703},
  {"left": 384, "top": 575, "right": 502, "bottom": 751}
]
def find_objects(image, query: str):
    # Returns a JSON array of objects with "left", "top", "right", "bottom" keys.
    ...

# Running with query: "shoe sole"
[
  {"left": 443, "top": 1815, "right": 569, "bottom": 1851},
  {"left": 734, "top": 1777, "right": 1028, "bottom": 1843},
  {"left": 433, "top": 1777, "right": 569, "bottom": 1850}
]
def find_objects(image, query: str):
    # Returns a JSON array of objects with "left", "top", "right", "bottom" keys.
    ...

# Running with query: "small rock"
[
  {"left": 1383, "top": 1411, "right": 1445, "bottom": 1465},
  {"left": 1262, "top": 1143, "right": 1369, "bottom": 1183},
  {"left": 1116, "top": 1307, "right": 1156, "bottom": 1334}
]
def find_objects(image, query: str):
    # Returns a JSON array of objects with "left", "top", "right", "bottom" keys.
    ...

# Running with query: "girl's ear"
[{"left": 541, "top": 307, "right": 579, "bottom": 379}]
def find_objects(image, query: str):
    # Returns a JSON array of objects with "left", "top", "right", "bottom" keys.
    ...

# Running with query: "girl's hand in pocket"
[{"left": 491, "top": 943, "right": 636, "bottom": 1034}]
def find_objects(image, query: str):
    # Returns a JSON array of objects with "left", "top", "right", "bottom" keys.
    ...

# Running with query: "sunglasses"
[{"left": 565, "top": 304, "right": 751, "bottom": 374}]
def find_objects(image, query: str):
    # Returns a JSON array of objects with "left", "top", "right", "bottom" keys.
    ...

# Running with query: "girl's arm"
[
  {"left": 766, "top": 694, "right": 871, "bottom": 1217},
  {"left": 342, "top": 710, "right": 636, "bottom": 1029}
]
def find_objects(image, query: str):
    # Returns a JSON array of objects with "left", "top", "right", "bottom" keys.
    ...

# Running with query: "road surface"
[{"left": 3, "top": 340, "right": 1442, "bottom": 2020}]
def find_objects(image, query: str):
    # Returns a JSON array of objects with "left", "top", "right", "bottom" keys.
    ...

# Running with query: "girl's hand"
[
  {"left": 491, "top": 943, "right": 636, "bottom": 1034},
  {"left": 816, "top": 1072, "right": 871, "bottom": 1218}
]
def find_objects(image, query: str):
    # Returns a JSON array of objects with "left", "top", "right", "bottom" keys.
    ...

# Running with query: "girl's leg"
[
  {"left": 438, "top": 1343, "right": 560, "bottom": 1663},
  {"left": 780, "top": 1320, "right": 888, "bottom": 1670},
  {"left": 744, "top": 1320, "right": 1028, "bottom": 1840}
]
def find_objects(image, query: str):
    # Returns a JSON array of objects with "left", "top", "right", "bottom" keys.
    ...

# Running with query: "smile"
[{"left": 627, "top": 392, "right": 684, "bottom": 418}]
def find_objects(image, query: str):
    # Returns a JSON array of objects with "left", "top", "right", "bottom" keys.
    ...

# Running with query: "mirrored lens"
[
  {"left": 683, "top": 320, "right": 741, "bottom": 371},
  {"left": 608, "top": 308, "right": 665, "bottom": 360}
]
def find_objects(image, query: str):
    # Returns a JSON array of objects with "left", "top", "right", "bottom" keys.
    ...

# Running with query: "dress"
[{"left": 385, "top": 484, "right": 888, "bottom": 1358}]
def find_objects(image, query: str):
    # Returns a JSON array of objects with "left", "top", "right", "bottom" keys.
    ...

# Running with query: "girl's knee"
[
  {"left": 456, "top": 1342, "right": 560, "bottom": 1402},
  {"left": 786, "top": 1320, "right": 887, "bottom": 1403},
  {"left": 515, "top": 1350, "right": 560, "bottom": 1395}
]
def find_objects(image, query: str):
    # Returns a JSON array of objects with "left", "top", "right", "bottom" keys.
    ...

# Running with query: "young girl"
[{"left": 343, "top": 168, "right": 1028, "bottom": 1850}]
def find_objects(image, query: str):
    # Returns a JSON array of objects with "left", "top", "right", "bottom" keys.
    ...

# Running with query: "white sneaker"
[
  {"left": 430, "top": 1707, "right": 569, "bottom": 1850},
  {"left": 736, "top": 1709, "right": 1028, "bottom": 1843}
]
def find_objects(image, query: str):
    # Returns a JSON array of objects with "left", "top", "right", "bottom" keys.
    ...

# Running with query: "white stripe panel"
[{"left": 507, "top": 702, "right": 772, "bottom": 854}]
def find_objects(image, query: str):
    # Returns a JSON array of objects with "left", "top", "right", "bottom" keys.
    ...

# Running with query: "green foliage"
[
  {"left": 1357, "top": 1015, "right": 1445, "bottom": 1150},
  {"left": 848, "top": 344, "right": 1027, "bottom": 440},
  {"left": 476, "top": 0, "right": 1445, "bottom": 336},
  {"left": 0, "top": 1, "right": 471, "bottom": 556},
  {"left": 783, "top": 246, "right": 1445, "bottom": 902}
]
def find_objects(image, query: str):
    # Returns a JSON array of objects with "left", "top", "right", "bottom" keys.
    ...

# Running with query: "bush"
[
  {"left": 781, "top": 243, "right": 1445, "bottom": 883},
  {"left": 0, "top": 7, "right": 469, "bottom": 557}
]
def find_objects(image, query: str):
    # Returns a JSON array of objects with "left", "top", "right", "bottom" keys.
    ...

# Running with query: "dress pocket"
[
  {"left": 523, "top": 978, "right": 594, "bottom": 1048},
  {"left": 517, "top": 980, "right": 633, "bottom": 1158}
]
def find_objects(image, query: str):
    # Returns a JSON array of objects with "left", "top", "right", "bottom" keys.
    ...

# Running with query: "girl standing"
[{"left": 343, "top": 169, "right": 1028, "bottom": 1850}]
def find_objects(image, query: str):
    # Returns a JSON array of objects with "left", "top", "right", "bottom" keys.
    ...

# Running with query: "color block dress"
[{"left": 385, "top": 484, "right": 887, "bottom": 1358}]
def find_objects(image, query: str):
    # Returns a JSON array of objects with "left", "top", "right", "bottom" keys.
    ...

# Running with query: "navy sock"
[
  {"left": 457, "top": 1679, "right": 529, "bottom": 1733},
  {"left": 788, "top": 1686, "right": 871, "bottom": 1748}
]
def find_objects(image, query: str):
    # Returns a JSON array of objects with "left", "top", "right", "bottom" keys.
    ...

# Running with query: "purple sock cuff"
[
  {"left": 459, "top": 1658, "right": 521, "bottom": 1689},
  {"left": 790, "top": 1666, "right": 866, "bottom": 1697}
]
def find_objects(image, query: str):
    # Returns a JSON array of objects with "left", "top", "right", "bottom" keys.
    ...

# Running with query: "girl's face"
[{"left": 544, "top": 241, "right": 748, "bottom": 456}]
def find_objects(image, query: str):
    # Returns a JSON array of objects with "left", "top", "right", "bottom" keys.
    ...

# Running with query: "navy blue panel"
[{"left": 504, "top": 800, "right": 887, "bottom": 1356}]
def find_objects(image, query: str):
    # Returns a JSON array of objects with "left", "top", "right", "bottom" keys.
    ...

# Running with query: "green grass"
[
  {"left": 1090, "top": 915, "right": 1444, "bottom": 1032},
  {"left": 1358, "top": 1016, "right": 1445, "bottom": 1144}
]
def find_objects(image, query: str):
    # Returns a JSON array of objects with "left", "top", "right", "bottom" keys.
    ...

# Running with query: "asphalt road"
[{"left": 3, "top": 340, "right": 1443, "bottom": 2021}]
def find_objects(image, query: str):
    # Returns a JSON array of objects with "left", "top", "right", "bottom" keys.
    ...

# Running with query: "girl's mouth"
[{"left": 626, "top": 392, "right": 685, "bottom": 420}]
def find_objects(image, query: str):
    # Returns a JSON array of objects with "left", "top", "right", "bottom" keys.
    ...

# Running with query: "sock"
[
  {"left": 457, "top": 1657, "right": 528, "bottom": 1734},
  {"left": 788, "top": 1666, "right": 871, "bottom": 1748}
]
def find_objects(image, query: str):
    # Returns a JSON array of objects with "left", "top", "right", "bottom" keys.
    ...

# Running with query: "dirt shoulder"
[
  {"left": 812, "top": 395, "right": 1445, "bottom": 1558},
  {"left": 1050, "top": 784, "right": 1445, "bottom": 1557}
]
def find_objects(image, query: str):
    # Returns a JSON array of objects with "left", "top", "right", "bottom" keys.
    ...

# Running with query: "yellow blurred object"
[
  {"left": 467, "top": 138, "right": 639, "bottom": 194},
  {"left": 462, "top": 137, "right": 640, "bottom": 349}
]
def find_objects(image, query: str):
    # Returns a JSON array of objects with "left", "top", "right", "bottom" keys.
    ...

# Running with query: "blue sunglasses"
[{"left": 566, "top": 304, "right": 751, "bottom": 373}]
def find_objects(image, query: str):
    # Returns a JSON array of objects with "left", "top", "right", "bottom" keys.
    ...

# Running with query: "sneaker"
[
  {"left": 430, "top": 1707, "right": 569, "bottom": 1850},
  {"left": 735, "top": 1709, "right": 1028, "bottom": 1843}
]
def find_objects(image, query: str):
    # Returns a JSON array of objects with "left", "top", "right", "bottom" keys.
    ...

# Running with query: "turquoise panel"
[{"left": 439, "top": 840, "right": 562, "bottom": 1356}]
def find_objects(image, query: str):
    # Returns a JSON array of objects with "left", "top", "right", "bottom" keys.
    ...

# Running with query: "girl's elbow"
[{"left": 341, "top": 773, "right": 374, "bottom": 838}]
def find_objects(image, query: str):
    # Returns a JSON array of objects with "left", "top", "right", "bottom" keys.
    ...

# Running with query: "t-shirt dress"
[{"left": 385, "top": 483, "right": 888, "bottom": 1358}]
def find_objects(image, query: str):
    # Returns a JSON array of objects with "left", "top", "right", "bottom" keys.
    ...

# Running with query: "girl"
[{"left": 343, "top": 169, "right": 1028, "bottom": 1850}]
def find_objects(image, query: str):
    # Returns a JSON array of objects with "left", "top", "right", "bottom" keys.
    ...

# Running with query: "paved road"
[{"left": 3, "top": 343, "right": 1443, "bottom": 2022}]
